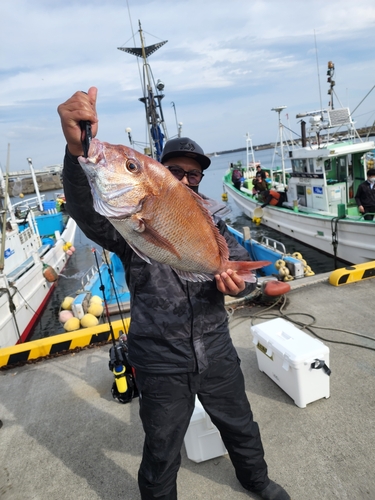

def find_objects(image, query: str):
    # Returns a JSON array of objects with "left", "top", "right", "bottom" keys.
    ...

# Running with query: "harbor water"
[{"left": 28, "top": 148, "right": 344, "bottom": 340}]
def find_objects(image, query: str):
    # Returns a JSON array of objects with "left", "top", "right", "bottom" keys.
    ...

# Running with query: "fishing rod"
[
  {"left": 92, "top": 247, "right": 128, "bottom": 395},
  {"left": 79, "top": 118, "right": 127, "bottom": 395},
  {"left": 102, "top": 249, "right": 128, "bottom": 331}
]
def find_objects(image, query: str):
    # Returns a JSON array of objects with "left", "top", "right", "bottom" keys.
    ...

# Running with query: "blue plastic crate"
[
  {"left": 35, "top": 212, "right": 64, "bottom": 236},
  {"left": 43, "top": 200, "right": 56, "bottom": 211}
]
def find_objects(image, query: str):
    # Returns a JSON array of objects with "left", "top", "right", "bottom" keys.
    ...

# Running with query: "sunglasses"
[{"left": 166, "top": 165, "right": 204, "bottom": 186}]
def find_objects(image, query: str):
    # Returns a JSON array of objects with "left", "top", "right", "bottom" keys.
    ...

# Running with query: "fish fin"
[
  {"left": 187, "top": 190, "right": 230, "bottom": 262},
  {"left": 172, "top": 268, "right": 214, "bottom": 282},
  {"left": 223, "top": 260, "right": 272, "bottom": 283},
  {"left": 140, "top": 219, "right": 181, "bottom": 259},
  {"left": 126, "top": 241, "right": 152, "bottom": 264}
]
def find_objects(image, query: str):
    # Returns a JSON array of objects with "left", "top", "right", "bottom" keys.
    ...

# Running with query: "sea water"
[{"left": 27, "top": 148, "right": 342, "bottom": 340}]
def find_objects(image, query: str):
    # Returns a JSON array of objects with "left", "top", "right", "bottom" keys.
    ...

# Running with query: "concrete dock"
[{"left": 1, "top": 276, "right": 375, "bottom": 499}]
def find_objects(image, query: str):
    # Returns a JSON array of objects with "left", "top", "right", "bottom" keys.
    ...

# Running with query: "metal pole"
[
  {"left": 271, "top": 106, "right": 287, "bottom": 186},
  {"left": 26, "top": 158, "right": 43, "bottom": 211}
]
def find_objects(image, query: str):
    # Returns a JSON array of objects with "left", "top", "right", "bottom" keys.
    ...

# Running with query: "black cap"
[
  {"left": 160, "top": 137, "right": 211, "bottom": 170},
  {"left": 367, "top": 168, "right": 375, "bottom": 176}
]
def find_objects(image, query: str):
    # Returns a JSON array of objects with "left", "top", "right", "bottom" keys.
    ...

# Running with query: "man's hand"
[
  {"left": 57, "top": 87, "right": 98, "bottom": 157},
  {"left": 214, "top": 269, "right": 246, "bottom": 296},
  {"left": 358, "top": 205, "right": 365, "bottom": 213}
]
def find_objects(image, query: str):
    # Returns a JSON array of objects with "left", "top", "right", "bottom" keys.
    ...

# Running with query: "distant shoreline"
[{"left": 207, "top": 126, "right": 374, "bottom": 157}]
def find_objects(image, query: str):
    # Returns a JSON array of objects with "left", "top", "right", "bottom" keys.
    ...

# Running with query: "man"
[
  {"left": 355, "top": 168, "right": 375, "bottom": 220},
  {"left": 57, "top": 87, "right": 290, "bottom": 500},
  {"left": 256, "top": 164, "right": 266, "bottom": 180},
  {"left": 252, "top": 173, "right": 269, "bottom": 196}
]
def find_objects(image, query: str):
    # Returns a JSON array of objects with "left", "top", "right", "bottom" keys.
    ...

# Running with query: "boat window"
[
  {"left": 292, "top": 159, "right": 308, "bottom": 173},
  {"left": 308, "top": 159, "right": 314, "bottom": 173},
  {"left": 324, "top": 159, "right": 331, "bottom": 172}
]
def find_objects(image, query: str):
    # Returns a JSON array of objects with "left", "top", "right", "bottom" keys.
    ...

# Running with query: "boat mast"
[
  {"left": 26, "top": 158, "right": 43, "bottom": 211},
  {"left": 327, "top": 61, "right": 335, "bottom": 110},
  {"left": 272, "top": 106, "right": 287, "bottom": 186},
  {"left": 118, "top": 21, "right": 169, "bottom": 161}
]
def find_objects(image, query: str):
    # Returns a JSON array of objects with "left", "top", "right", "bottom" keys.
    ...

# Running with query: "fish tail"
[{"left": 225, "top": 260, "right": 271, "bottom": 283}]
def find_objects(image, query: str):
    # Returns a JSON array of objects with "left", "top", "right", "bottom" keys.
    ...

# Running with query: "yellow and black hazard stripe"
[
  {"left": 0, "top": 318, "right": 130, "bottom": 369},
  {"left": 329, "top": 261, "right": 375, "bottom": 286}
]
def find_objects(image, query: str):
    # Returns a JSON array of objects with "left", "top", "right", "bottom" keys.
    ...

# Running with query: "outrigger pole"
[{"left": 118, "top": 21, "right": 169, "bottom": 161}]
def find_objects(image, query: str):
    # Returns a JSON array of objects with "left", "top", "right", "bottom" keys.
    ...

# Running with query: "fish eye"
[{"left": 126, "top": 161, "right": 138, "bottom": 172}]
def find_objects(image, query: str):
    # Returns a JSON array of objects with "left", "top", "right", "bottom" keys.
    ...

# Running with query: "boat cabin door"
[
  {"left": 339, "top": 155, "right": 354, "bottom": 204},
  {"left": 297, "top": 185, "right": 306, "bottom": 206}
]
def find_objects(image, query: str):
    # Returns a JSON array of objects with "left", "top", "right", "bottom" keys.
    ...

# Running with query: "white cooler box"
[
  {"left": 251, "top": 318, "right": 330, "bottom": 408},
  {"left": 184, "top": 397, "right": 227, "bottom": 463}
]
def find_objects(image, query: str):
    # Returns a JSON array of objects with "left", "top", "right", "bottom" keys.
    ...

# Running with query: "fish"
[{"left": 78, "top": 138, "right": 270, "bottom": 282}]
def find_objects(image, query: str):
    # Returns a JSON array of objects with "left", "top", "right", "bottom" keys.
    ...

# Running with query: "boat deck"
[{"left": 1, "top": 276, "right": 375, "bottom": 499}]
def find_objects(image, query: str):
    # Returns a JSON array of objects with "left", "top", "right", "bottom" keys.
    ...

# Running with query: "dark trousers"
[
  {"left": 363, "top": 205, "right": 375, "bottom": 220},
  {"left": 136, "top": 357, "right": 269, "bottom": 499}
]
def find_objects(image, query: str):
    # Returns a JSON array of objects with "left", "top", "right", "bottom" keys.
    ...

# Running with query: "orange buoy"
[
  {"left": 262, "top": 280, "right": 291, "bottom": 297},
  {"left": 42, "top": 263, "right": 58, "bottom": 282}
]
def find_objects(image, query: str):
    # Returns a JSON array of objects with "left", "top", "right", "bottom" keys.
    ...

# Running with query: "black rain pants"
[{"left": 136, "top": 355, "right": 269, "bottom": 499}]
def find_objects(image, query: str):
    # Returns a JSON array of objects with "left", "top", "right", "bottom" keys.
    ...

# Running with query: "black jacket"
[
  {"left": 355, "top": 180, "right": 375, "bottom": 209},
  {"left": 62, "top": 149, "right": 256, "bottom": 374}
]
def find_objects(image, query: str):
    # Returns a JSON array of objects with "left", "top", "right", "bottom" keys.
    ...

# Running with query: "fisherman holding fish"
[{"left": 58, "top": 87, "right": 290, "bottom": 500}]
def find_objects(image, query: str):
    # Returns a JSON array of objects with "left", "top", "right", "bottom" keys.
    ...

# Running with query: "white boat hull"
[
  {"left": 0, "top": 217, "right": 77, "bottom": 348},
  {"left": 225, "top": 181, "right": 375, "bottom": 264}
]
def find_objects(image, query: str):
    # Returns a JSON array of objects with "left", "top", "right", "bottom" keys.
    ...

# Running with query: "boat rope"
[
  {"left": 227, "top": 294, "right": 375, "bottom": 352},
  {"left": 0, "top": 286, "right": 21, "bottom": 340},
  {"left": 330, "top": 216, "right": 345, "bottom": 269}
]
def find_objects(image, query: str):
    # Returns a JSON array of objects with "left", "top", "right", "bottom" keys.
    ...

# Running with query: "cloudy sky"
[{"left": 1, "top": 0, "right": 375, "bottom": 171}]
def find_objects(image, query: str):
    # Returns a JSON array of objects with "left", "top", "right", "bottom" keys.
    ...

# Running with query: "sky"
[{"left": 1, "top": 0, "right": 375, "bottom": 171}]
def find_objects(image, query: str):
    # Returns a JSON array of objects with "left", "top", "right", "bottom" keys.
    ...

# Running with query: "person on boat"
[
  {"left": 260, "top": 189, "right": 287, "bottom": 208},
  {"left": 57, "top": 87, "right": 291, "bottom": 500},
  {"left": 355, "top": 168, "right": 375, "bottom": 220},
  {"left": 231, "top": 163, "right": 242, "bottom": 190},
  {"left": 256, "top": 164, "right": 266, "bottom": 180},
  {"left": 252, "top": 173, "right": 269, "bottom": 195}
]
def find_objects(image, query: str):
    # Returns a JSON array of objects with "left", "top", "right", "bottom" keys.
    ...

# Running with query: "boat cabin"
[{"left": 286, "top": 117, "right": 375, "bottom": 216}]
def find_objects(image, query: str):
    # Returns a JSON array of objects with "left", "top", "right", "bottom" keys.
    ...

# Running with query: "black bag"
[{"left": 109, "top": 335, "right": 139, "bottom": 404}]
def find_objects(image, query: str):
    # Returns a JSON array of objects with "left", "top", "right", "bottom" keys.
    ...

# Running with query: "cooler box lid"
[{"left": 251, "top": 318, "right": 328, "bottom": 366}]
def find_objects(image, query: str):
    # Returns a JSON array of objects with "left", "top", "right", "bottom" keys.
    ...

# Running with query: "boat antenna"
[
  {"left": 118, "top": 21, "right": 168, "bottom": 161},
  {"left": 171, "top": 102, "right": 183, "bottom": 137},
  {"left": 314, "top": 30, "right": 324, "bottom": 113}
]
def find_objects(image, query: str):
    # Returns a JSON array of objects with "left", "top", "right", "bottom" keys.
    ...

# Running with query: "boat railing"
[
  {"left": 259, "top": 236, "right": 287, "bottom": 256},
  {"left": 12, "top": 195, "right": 46, "bottom": 212},
  {"left": 80, "top": 264, "right": 99, "bottom": 289}
]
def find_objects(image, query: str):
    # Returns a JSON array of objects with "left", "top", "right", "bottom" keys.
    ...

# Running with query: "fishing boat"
[
  {"left": 223, "top": 61, "right": 375, "bottom": 265},
  {"left": 0, "top": 150, "right": 77, "bottom": 348}
]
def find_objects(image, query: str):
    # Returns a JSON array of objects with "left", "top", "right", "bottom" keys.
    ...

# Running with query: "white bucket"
[{"left": 253, "top": 207, "right": 264, "bottom": 218}]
